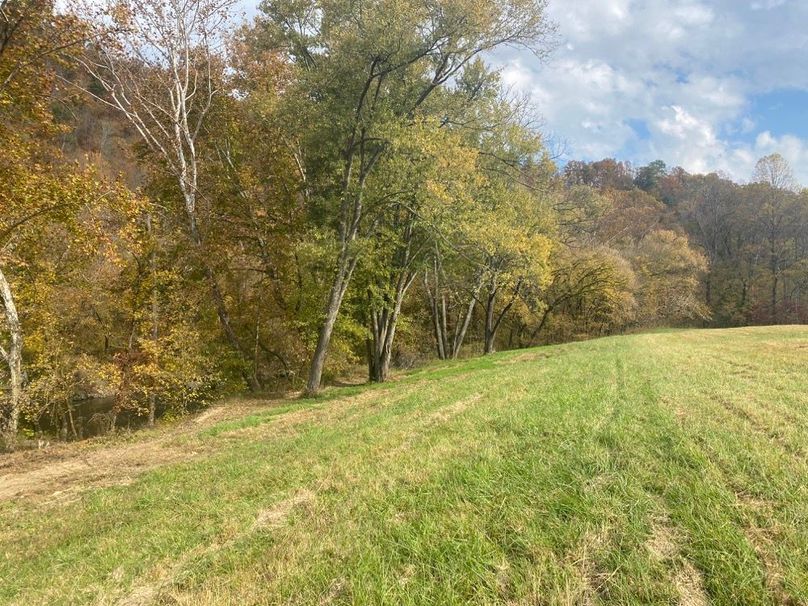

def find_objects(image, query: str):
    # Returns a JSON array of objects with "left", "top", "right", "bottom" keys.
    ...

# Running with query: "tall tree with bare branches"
[{"left": 74, "top": 0, "right": 260, "bottom": 386}]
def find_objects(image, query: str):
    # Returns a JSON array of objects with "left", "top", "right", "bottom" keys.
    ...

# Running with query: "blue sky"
[
  {"left": 241, "top": 0, "right": 808, "bottom": 184},
  {"left": 494, "top": 0, "right": 808, "bottom": 184}
]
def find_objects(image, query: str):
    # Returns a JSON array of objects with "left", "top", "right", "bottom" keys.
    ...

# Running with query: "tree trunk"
[
  {"left": 451, "top": 293, "right": 476, "bottom": 359},
  {"left": 184, "top": 194, "right": 260, "bottom": 391},
  {"left": 368, "top": 304, "right": 399, "bottom": 383},
  {"left": 305, "top": 143, "right": 379, "bottom": 394},
  {"left": 147, "top": 213, "right": 158, "bottom": 427},
  {"left": 528, "top": 306, "right": 552, "bottom": 345},
  {"left": 367, "top": 336, "right": 385, "bottom": 383},
  {"left": 0, "top": 266, "right": 23, "bottom": 435},
  {"left": 366, "top": 338, "right": 377, "bottom": 382},
  {"left": 705, "top": 275, "right": 712, "bottom": 307},
  {"left": 367, "top": 270, "right": 415, "bottom": 383},
  {"left": 306, "top": 253, "right": 357, "bottom": 394},
  {"left": 424, "top": 269, "right": 447, "bottom": 360},
  {"left": 740, "top": 279, "right": 748, "bottom": 308},
  {"left": 483, "top": 281, "right": 521, "bottom": 355},
  {"left": 367, "top": 306, "right": 383, "bottom": 382},
  {"left": 703, "top": 275, "right": 712, "bottom": 328},
  {"left": 431, "top": 299, "right": 447, "bottom": 359},
  {"left": 483, "top": 291, "right": 497, "bottom": 354},
  {"left": 424, "top": 258, "right": 479, "bottom": 361}
]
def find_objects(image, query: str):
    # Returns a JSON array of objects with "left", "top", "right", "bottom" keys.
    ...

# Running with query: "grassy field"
[{"left": 2, "top": 327, "right": 808, "bottom": 605}]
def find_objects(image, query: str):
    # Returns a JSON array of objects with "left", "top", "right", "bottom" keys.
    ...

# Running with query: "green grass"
[{"left": 2, "top": 327, "right": 808, "bottom": 604}]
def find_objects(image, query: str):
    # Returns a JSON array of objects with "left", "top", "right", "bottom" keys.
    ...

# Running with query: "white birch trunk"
[{"left": 0, "top": 266, "right": 23, "bottom": 435}]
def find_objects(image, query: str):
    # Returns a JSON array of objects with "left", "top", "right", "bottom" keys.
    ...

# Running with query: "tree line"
[{"left": 1, "top": 0, "right": 806, "bottom": 443}]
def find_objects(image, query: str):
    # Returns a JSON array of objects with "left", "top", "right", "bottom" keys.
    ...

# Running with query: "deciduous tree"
[{"left": 257, "top": 0, "right": 555, "bottom": 392}]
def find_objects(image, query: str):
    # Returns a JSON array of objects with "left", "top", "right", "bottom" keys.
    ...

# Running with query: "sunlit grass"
[{"left": 2, "top": 326, "right": 807, "bottom": 604}]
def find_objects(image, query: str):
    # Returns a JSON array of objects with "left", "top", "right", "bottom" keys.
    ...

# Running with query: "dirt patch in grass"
[
  {"left": 646, "top": 519, "right": 710, "bottom": 606},
  {"left": 570, "top": 526, "right": 612, "bottom": 605},
  {"left": 254, "top": 489, "right": 316, "bottom": 529},
  {"left": 647, "top": 522, "right": 679, "bottom": 561},
  {"left": 113, "top": 541, "right": 219, "bottom": 606},
  {"left": 675, "top": 561, "right": 709, "bottom": 606},
  {"left": 116, "top": 582, "right": 160, "bottom": 606},
  {"left": 719, "top": 358, "right": 758, "bottom": 379},
  {"left": 427, "top": 393, "right": 483, "bottom": 423},
  {"left": 0, "top": 440, "right": 201, "bottom": 504},
  {"left": 0, "top": 379, "right": 430, "bottom": 505},
  {"left": 116, "top": 487, "right": 318, "bottom": 606},
  {"left": 495, "top": 351, "right": 554, "bottom": 365},
  {"left": 744, "top": 524, "right": 798, "bottom": 606},
  {"left": 0, "top": 400, "right": 281, "bottom": 504}
]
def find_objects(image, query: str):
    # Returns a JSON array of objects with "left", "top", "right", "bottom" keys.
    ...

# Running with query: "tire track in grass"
[
  {"left": 5, "top": 329, "right": 808, "bottom": 605},
  {"left": 615, "top": 338, "right": 774, "bottom": 605},
  {"left": 644, "top": 518, "right": 709, "bottom": 606},
  {"left": 0, "top": 379, "right": 504, "bottom": 606},
  {"left": 113, "top": 490, "right": 318, "bottom": 606},
  {"left": 707, "top": 347, "right": 808, "bottom": 428},
  {"left": 695, "top": 439, "right": 802, "bottom": 606},
  {"left": 645, "top": 425, "right": 770, "bottom": 604},
  {"left": 599, "top": 350, "right": 713, "bottom": 605},
  {"left": 114, "top": 375, "right": 522, "bottom": 606},
  {"left": 675, "top": 427, "right": 805, "bottom": 606},
  {"left": 640, "top": 335, "right": 805, "bottom": 606},
  {"left": 162, "top": 350, "right": 617, "bottom": 604},
  {"left": 712, "top": 394, "right": 807, "bottom": 461},
  {"left": 709, "top": 354, "right": 808, "bottom": 451}
]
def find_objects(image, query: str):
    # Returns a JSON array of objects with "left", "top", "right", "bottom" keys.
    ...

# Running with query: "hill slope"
[{"left": 2, "top": 327, "right": 808, "bottom": 605}]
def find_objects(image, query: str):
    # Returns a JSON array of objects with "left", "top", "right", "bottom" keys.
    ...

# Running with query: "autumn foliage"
[{"left": 2, "top": 0, "right": 807, "bottom": 442}]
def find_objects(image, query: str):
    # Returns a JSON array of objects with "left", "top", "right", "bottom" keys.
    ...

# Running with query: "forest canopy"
[{"left": 2, "top": 0, "right": 808, "bottom": 443}]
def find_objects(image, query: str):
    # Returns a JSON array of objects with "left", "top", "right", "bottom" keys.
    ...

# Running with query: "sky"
[
  {"left": 240, "top": 0, "right": 808, "bottom": 185},
  {"left": 493, "top": 0, "right": 808, "bottom": 185}
]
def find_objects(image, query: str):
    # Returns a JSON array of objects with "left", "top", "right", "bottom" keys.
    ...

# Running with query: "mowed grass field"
[{"left": 2, "top": 327, "right": 808, "bottom": 605}]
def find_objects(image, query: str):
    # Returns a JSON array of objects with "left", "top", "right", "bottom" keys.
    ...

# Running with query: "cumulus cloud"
[
  {"left": 751, "top": 0, "right": 789, "bottom": 10},
  {"left": 492, "top": 0, "right": 808, "bottom": 185}
]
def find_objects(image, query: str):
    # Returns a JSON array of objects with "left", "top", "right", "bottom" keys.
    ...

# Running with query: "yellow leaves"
[
  {"left": 109, "top": 0, "right": 135, "bottom": 29},
  {"left": 370, "top": 117, "right": 480, "bottom": 222},
  {"left": 121, "top": 322, "right": 221, "bottom": 410},
  {"left": 632, "top": 230, "right": 711, "bottom": 323},
  {"left": 635, "top": 229, "right": 708, "bottom": 277}
]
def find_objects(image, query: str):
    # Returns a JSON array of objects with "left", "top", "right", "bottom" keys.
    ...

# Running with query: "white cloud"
[
  {"left": 750, "top": 0, "right": 788, "bottom": 10},
  {"left": 236, "top": 0, "right": 808, "bottom": 185},
  {"left": 674, "top": 4, "right": 715, "bottom": 25},
  {"left": 656, "top": 106, "right": 714, "bottom": 141},
  {"left": 752, "top": 132, "right": 808, "bottom": 177},
  {"left": 492, "top": 0, "right": 808, "bottom": 185}
]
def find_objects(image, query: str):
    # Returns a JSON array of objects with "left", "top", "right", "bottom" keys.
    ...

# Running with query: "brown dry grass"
[{"left": 0, "top": 400, "right": 275, "bottom": 503}]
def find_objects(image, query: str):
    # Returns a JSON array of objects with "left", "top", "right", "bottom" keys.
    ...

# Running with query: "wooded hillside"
[{"left": 3, "top": 0, "right": 808, "bottom": 442}]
